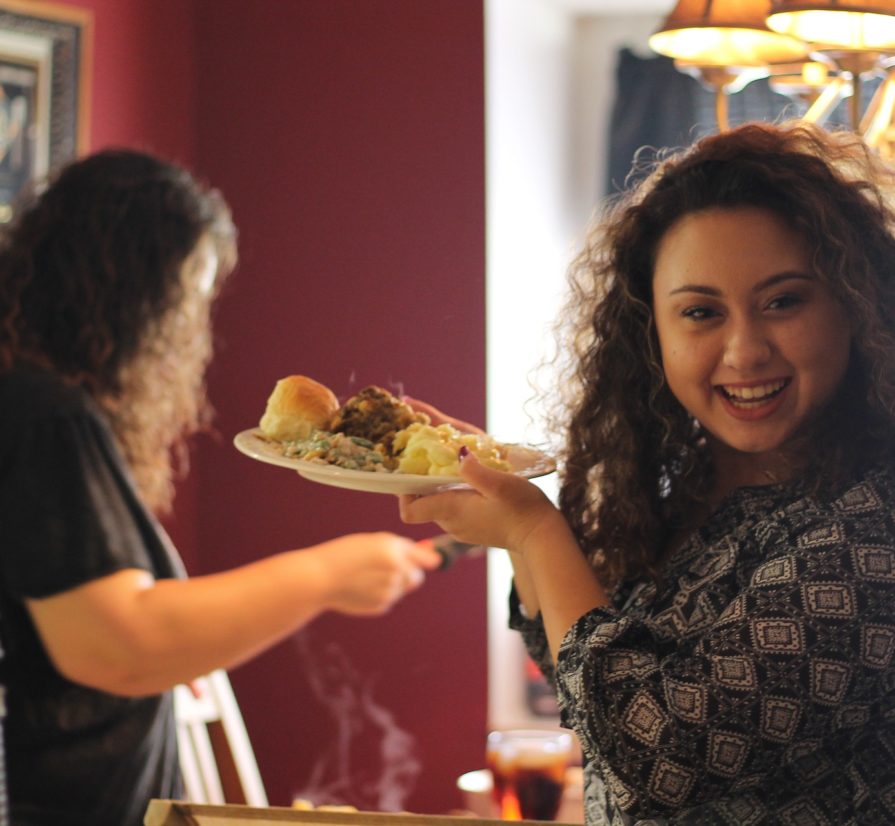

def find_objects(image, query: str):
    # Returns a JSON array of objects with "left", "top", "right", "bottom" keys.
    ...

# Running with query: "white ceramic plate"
[{"left": 233, "top": 428, "right": 556, "bottom": 495}]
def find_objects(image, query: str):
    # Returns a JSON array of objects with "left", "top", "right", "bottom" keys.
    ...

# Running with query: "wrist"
[
  {"left": 513, "top": 503, "right": 570, "bottom": 558},
  {"left": 289, "top": 547, "right": 336, "bottom": 614}
]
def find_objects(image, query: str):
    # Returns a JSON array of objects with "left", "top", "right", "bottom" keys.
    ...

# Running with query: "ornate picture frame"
[{"left": 0, "top": 0, "right": 91, "bottom": 221}]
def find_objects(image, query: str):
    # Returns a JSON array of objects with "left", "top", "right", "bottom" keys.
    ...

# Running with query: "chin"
[{"left": 713, "top": 428, "right": 794, "bottom": 457}]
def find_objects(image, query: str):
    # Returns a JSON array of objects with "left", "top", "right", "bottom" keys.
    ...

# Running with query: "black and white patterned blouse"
[{"left": 511, "top": 462, "right": 895, "bottom": 825}]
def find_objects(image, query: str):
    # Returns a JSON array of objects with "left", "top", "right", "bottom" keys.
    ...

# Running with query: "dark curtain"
[
  {"left": 606, "top": 49, "right": 707, "bottom": 195},
  {"left": 604, "top": 48, "right": 861, "bottom": 197}
]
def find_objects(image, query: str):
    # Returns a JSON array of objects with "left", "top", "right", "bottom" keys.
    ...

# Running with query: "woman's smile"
[
  {"left": 716, "top": 377, "right": 791, "bottom": 418},
  {"left": 652, "top": 206, "right": 852, "bottom": 483}
]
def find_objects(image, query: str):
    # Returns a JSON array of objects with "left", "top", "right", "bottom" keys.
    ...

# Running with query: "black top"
[
  {"left": 513, "top": 463, "right": 895, "bottom": 825},
  {"left": 0, "top": 365, "right": 184, "bottom": 825}
]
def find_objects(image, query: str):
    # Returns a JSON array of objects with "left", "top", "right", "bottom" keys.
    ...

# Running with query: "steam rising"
[{"left": 291, "top": 631, "right": 421, "bottom": 811}]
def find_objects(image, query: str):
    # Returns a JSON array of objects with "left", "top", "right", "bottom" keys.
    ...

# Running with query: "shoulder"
[
  {"left": 831, "top": 461, "right": 895, "bottom": 541},
  {"left": 851, "top": 461, "right": 895, "bottom": 499},
  {"left": 813, "top": 461, "right": 895, "bottom": 527},
  {"left": 0, "top": 364, "right": 97, "bottom": 428},
  {"left": 701, "top": 466, "right": 895, "bottom": 570},
  {"left": 761, "top": 462, "right": 895, "bottom": 529},
  {"left": 762, "top": 463, "right": 895, "bottom": 572}
]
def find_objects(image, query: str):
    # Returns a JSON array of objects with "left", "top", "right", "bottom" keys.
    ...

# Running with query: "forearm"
[
  {"left": 397, "top": 456, "right": 610, "bottom": 659},
  {"left": 517, "top": 512, "right": 610, "bottom": 661},
  {"left": 124, "top": 550, "right": 332, "bottom": 692},
  {"left": 28, "top": 533, "right": 435, "bottom": 697},
  {"left": 29, "top": 550, "right": 331, "bottom": 696},
  {"left": 508, "top": 552, "right": 539, "bottom": 617}
]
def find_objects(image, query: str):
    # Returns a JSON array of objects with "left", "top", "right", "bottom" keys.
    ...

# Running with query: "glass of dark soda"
[{"left": 486, "top": 729, "right": 573, "bottom": 820}]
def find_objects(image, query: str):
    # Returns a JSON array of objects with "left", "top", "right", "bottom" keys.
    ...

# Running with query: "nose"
[{"left": 722, "top": 316, "right": 773, "bottom": 371}]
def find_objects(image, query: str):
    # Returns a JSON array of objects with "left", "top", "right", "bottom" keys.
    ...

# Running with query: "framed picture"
[{"left": 0, "top": 0, "right": 91, "bottom": 222}]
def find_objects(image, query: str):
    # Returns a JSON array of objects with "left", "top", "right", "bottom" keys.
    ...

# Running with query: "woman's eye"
[
  {"left": 681, "top": 305, "right": 717, "bottom": 321},
  {"left": 766, "top": 294, "right": 804, "bottom": 311}
]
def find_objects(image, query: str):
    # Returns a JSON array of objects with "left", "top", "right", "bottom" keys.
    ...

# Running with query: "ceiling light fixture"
[{"left": 649, "top": 0, "right": 895, "bottom": 148}]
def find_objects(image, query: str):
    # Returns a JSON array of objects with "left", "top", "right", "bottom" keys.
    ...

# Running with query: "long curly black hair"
[
  {"left": 547, "top": 120, "right": 895, "bottom": 587},
  {"left": 0, "top": 148, "right": 237, "bottom": 513}
]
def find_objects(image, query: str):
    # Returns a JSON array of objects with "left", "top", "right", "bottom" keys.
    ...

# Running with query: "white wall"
[{"left": 485, "top": 0, "right": 663, "bottom": 729}]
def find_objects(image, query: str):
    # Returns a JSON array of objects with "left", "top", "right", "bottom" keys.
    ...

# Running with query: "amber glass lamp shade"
[
  {"left": 650, "top": 0, "right": 811, "bottom": 66},
  {"left": 767, "top": 0, "right": 895, "bottom": 51}
]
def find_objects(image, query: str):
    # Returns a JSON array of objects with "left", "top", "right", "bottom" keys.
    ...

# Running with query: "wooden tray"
[{"left": 144, "top": 800, "right": 579, "bottom": 826}]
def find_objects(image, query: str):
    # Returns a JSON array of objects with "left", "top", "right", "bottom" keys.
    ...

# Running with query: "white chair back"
[{"left": 173, "top": 669, "right": 268, "bottom": 806}]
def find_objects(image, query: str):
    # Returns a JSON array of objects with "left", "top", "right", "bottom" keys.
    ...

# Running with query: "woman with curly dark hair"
[
  {"left": 0, "top": 149, "right": 439, "bottom": 826},
  {"left": 401, "top": 120, "right": 895, "bottom": 823}
]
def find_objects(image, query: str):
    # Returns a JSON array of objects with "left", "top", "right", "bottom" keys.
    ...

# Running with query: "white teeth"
[
  {"left": 723, "top": 380, "right": 786, "bottom": 400},
  {"left": 722, "top": 380, "right": 786, "bottom": 405},
  {"left": 722, "top": 380, "right": 786, "bottom": 407}
]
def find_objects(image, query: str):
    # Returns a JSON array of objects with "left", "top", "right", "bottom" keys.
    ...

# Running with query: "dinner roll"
[{"left": 259, "top": 375, "right": 339, "bottom": 441}]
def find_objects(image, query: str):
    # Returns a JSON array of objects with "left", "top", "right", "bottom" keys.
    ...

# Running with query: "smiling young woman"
[
  {"left": 398, "top": 121, "right": 895, "bottom": 825},
  {"left": 652, "top": 205, "right": 853, "bottom": 498}
]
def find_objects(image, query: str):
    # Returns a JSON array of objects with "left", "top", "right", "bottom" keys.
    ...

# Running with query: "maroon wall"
[
  {"left": 190, "top": 2, "right": 487, "bottom": 811},
  {"left": 73, "top": 0, "right": 198, "bottom": 164},
  {"left": 64, "top": 0, "right": 488, "bottom": 813}
]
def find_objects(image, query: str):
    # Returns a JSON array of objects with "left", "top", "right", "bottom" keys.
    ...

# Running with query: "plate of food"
[{"left": 233, "top": 375, "right": 555, "bottom": 495}]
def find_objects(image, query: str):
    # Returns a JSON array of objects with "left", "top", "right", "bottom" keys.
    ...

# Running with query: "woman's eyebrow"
[
  {"left": 752, "top": 271, "right": 814, "bottom": 291},
  {"left": 667, "top": 284, "right": 720, "bottom": 297},
  {"left": 667, "top": 271, "right": 814, "bottom": 297}
]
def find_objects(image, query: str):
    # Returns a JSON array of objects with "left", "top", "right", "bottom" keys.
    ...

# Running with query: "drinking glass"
[{"left": 486, "top": 728, "right": 573, "bottom": 821}]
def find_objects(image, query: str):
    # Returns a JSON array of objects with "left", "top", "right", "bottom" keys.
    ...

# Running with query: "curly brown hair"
[
  {"left": 0, "top": 148, "right": 237, "bottom": 514},
  {"left": 548, "top": 120, "right": 895, "bottom": 587}
]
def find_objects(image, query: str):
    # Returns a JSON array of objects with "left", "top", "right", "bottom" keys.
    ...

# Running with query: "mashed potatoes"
[{"left": 392, "top": 422, "right": 511, "bottom": 476}]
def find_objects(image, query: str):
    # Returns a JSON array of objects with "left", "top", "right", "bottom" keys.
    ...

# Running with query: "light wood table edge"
[{"left": 144, "top": 800, "right": 580, "bottom": 826}]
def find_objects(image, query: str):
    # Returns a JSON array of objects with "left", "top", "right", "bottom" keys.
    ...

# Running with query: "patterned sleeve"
[
  {"left": 552, "top": 496, "right": 895, "bottom": 818},
  {"left": 508, "top": 584, "right": 557, "bottom": 685}
]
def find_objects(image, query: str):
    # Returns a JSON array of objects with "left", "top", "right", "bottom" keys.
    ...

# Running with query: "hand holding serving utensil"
[{"left": 418, "top": 534, "right": 486, "bottom": 570}]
